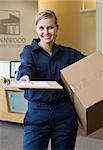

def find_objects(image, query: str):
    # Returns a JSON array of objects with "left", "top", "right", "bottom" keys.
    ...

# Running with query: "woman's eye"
[
  {"left": 38, "top": 26, "right": 55, "bottom": 30},
  {"left": 48, "top": 26, "right": 54, "bottom": 29},
  {"left": 39, "top": 26, "right": 44, "bottom": 30}
]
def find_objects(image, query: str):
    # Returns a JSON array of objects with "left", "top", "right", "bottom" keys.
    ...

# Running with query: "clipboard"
[{"left": 6, "top": 80, "right": 63, "bottom": 90}]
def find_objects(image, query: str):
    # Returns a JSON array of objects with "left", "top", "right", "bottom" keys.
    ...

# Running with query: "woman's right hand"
[{"left": 19, "top": 75, "right": 30, "bottom": 82}]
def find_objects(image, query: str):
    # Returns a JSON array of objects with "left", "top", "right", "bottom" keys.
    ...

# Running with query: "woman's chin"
[{"left": 43, "top": 39, "right": 54, "bottom": 44}]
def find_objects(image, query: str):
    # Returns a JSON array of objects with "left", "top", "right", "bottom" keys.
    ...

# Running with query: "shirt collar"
[
  {"left": 31, "top": 39, "right": 40, "bottom": 50},
  {"left": 31, "top": 38, "right": 64, "bottom": 53}
]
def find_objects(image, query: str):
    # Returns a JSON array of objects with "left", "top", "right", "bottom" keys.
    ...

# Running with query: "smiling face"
[{"left": 36, "top": 17, "right": 58, "bottom": 45}]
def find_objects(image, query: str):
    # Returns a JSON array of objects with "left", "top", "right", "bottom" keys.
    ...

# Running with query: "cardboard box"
[{"left": 61, "top": 51, "right": 103, "bottom": 135}]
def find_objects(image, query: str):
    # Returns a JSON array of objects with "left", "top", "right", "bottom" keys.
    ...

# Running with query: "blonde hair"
[{"left": 35, "top": 9, "right": 58, "bottom": 27}]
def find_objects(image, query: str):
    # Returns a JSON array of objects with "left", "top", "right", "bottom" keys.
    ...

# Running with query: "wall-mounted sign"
[
  {"left": 0, "top": 10, "right": 20, "bottom": 35},
  {"left": 0, "top": 10, "right": 26, "bottom": 49},
  {"left": 0, "top": 1, "right": 38, "bottom": 60}
]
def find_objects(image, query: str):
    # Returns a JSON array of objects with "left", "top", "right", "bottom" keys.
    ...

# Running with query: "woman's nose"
[{"left": 44, "top": 28, "right": 48, "bottom": 34}]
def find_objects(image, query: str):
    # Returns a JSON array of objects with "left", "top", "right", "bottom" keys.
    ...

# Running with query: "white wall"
[{"left": 96, "top": 0, "right": 103, "bottom": 52}]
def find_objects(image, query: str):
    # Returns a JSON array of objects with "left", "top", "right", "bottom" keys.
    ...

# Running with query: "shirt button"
[{"left": 49, "top": 107, "right": 52, "bottom": 110}]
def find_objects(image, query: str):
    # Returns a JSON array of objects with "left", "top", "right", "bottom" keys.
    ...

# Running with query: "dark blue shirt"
[{"left": 17, "top": 39, "right": 85, "bottom": 102}]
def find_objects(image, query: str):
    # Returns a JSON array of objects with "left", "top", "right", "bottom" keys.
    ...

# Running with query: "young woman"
[{"left": 17, "top": 9, "right": 85, "bottom": 150}]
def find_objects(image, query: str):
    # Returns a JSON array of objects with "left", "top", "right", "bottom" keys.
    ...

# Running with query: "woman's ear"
[
  {"left": 56, "top": 25, "right": 59, "bottom": 33},
  {"left": 57, "top": 24, "right": 59, "bottom": 30}
]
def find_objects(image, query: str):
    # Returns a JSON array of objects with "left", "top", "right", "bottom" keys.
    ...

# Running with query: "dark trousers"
[{"left": 23, "top": 100, "right": 78, "bottom": 150}]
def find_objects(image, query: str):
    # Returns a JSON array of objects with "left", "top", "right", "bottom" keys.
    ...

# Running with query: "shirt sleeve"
[
  {"left": 16, "top": 45, "right": 36, "bottom": 80},
  {"left": 73, "top": 49, "right": 86, "bottom": 63}
]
